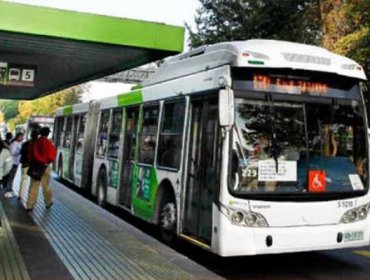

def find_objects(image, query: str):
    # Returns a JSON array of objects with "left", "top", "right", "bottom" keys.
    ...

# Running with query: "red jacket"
[{"left": 32, "top": 136, "right": 56, "bottom": 165}]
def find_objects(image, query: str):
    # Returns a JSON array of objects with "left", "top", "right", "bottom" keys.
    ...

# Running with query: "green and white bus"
[
  {"left": 54, "top": 40, "right": 370, "bottom": 256},
  {"left": 16, "top": 115, "right": 54, "bottom": 139}
]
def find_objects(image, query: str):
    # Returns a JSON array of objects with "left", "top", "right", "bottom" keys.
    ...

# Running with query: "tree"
[
  {"left": 319, "top": 0, "right": 347, "bottom": 49},
  {"left": 319, "top": 0, "right": 369, "bottom": 107},
  {"left": 187, "top": 0, "right": 321, "bottom": 48},
  {"left": 0, "top": 100, "right": 18, "bottom": 121},
  {"left": 5, "top": 85, "right": 84, "bottom": 130},
  {"left": 188, "top": 0, "right": 369, "bottom": 79},
  {"left": 328, "top": 1, "right": 370, "bottom": 79}
]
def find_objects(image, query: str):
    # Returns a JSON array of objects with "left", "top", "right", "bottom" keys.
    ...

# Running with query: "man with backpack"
[
  {"left": 18, "top": 130, "right": 39, "bottom": 201},
  {"left": 25, "top": 127, "right": 56, "bottom": 211}
]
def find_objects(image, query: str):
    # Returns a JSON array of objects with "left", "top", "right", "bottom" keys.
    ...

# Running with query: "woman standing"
[
  {"left": 4, "top": 132, "right": 24, "bottom": 198},
  {"left": 0, "top": 140, "right": 13, "bottom": 189}
]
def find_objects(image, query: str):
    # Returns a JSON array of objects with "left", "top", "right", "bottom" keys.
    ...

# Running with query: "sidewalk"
[
  {"left": 0, "top": 169, "right": 222, "bottom": 280},
  {"left": 0, "top": 199, "right": 30, "bottom": 280}
]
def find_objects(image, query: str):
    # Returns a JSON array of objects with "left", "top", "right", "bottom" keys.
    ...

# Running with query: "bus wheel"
[
  {"left": 97, "top": 169, "right": 107, "bottom": 206},
  {"left": 159, "top": 197, "right": 177, "bottom": 243},
  {"left": 58, "top": 157, "right": 63, "bottom": 179}
]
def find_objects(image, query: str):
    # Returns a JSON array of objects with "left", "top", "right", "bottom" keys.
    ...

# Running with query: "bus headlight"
[
  {"left": 340, "top": 203, "right": 370, "bottom": 224},
  {"left": 219, "top": 203, "right": 269, "bottom": 227},
  {"left": 230, "top": 210, "right": 268, "bottom": 227},
  {"left": 245, "top": 213, "right": 257, "bottom": 225},
  {"left": 231, "top": 211, "right": 244, "bottom": 224}
]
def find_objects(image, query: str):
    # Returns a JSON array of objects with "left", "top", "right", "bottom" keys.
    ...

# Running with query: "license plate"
[{"left": 344, "top": 231, "right": 364, "bottom": 242}]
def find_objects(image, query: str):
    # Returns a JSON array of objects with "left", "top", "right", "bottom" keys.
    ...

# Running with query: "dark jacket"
[{"left": 20, "top": 140, "right": 33, "bottom": 167}]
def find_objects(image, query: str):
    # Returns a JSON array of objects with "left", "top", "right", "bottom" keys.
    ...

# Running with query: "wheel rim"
[{"left": 160, "top": 202, "right": 176, "bottom": 231}]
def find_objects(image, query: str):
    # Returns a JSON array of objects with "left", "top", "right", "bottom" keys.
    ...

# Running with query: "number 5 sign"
[
  {"left": 6, "top": 64, "right": 36, "bottom": 87},
  {"left": 21, "top": 69, "right": 35, "bottom": 82}
]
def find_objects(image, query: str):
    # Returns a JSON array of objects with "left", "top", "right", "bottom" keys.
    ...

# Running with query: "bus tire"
[
  {"left": 158, "top": 194, "right": 177, "bottom": 243},
  {"left": 57, "top": 157, "right": 63, "bottom": 179},
  {"left": 97, "top": 168, "right": 107, "bottom": 207}
]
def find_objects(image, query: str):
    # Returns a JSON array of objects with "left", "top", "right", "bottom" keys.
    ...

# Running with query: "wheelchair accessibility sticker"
[{"left": 309, "top": 170, "right": 326, "bottom": 192}]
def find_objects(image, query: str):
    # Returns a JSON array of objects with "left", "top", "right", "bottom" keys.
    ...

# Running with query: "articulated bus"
[
  {"left": 54, "top": 40, "right": 369, "bottom": 256},
  {"left": 16, "top": 115, "right": 54, "bottom": 139}
]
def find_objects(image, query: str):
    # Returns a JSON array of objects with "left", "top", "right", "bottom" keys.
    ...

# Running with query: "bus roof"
[
  {"left": 55, "top": 90, "right": 142, "bottom": 116},
  {"left": 143, "top": 40, "right": 367, "bottom": 86},
  {"left": 55, "top": 101, "right": 91, "bottom": 116},
  {"left": 55, "top": 40, "right": 367, "bottom": 117}
]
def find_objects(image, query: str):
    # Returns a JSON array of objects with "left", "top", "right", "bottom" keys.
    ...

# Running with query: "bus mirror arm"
[{"left": 219, "top": 88, "right": 234, "bottom": 127}]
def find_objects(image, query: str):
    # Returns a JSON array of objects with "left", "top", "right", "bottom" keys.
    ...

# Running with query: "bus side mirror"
[{"left": 219, "top": 89, "right": 234, "bottom": 126}]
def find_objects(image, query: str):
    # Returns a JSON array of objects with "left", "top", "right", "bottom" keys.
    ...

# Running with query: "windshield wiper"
[{"left": 267, "top": 93, "right": 279, "bottom": 173}]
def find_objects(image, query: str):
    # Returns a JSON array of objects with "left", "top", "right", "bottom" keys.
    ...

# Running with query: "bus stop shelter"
[
  {"left": 0, "top": 1, "right": 184, "bottom": 100},
  {"left": 0, "top": 0, "right": 184, "bottom": 244}
]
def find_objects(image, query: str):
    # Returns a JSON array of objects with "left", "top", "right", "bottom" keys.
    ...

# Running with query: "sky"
[{"left": 5, "top": 0, "right": 200, "bottom": 100}]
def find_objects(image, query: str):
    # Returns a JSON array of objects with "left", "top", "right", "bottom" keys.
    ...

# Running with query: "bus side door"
[
  {"left": 120, "top": 106, "right": 140, "bottom": 208},
  {"left": 183, "top": 96, "right": 221, "bottom": 245}
]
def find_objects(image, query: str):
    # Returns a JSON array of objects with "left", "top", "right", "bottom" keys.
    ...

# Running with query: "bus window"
[
  {"left": 157, "top": 99, "right": 186, "bottom": 169},
  {"left": 139, "top": 105, "right": 159, "bottom": 164},
  {"left": 108, "top": 108, "right": 123, "bottom": 158},
  {"left": 75, "top": 114, "right": 86, "bottom": 153},
  {"left": 233, "top": 99, "right": 367, "bottom": 194},
  {"left": 63, "top": 116, "right": 73, "bottom": 149},
  {"left": 96, "top": 110, "right": 110, "bottom": 157},
  {"left": 305, "top": 103, "right": 367, "bottom": 184}
]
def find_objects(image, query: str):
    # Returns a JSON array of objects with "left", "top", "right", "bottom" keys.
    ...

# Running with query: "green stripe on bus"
[
  {"left": 117, "top": 90, "right": 143, "bottom": 107},
  {"left": 0, "top": 1, "right": 184, "bottom": 53},
  {"left": 63, "top": 106, "right": 73, "bottom": 116}
]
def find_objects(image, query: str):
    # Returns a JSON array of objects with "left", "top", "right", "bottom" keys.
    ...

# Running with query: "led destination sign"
[
  {"left": 232, "top": 68, "right": 361, "bottom": 100},
  {"left": 253, "top": 74, "right": 328, "bottom": 95}
]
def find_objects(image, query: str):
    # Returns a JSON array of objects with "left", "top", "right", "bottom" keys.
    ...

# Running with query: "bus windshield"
[{"left": 231, "top": 97, "right": 368, "bottom": 196}]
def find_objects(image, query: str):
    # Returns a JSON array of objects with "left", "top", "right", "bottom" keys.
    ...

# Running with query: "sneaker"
[{"left": 4, "top": 192, "right": 16, "bottom": 198}]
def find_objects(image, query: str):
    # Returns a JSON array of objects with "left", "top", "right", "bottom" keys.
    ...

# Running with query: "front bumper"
[{"left": 213, "top": 214, "right": 370, "bottom": 257}]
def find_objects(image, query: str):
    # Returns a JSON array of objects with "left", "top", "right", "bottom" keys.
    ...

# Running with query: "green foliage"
[
  {"left": 0, "top": 85, "right": 83, "bottom": 130},
  {"left": 188, "top": 0, "right": 369, "bottom": 79},
  {"left": 187, "top": 0, "right": 321, "bottom": 48},
  {"left": 330, "top": 1, "right": 370, "bottom": 79},
  {"left": 334, "top": 28, "right": 370, "bottom": 75},
  {"left": 0, "top": 100, "right": 18, "bottom": 120}
]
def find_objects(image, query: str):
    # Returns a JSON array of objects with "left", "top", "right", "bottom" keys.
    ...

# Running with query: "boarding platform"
[{"left": 0, "top": 171, "right": 220, "bottom": 280}]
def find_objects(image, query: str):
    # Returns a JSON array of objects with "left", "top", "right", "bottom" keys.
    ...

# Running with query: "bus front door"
[
  {"left": 120, "top": 107, "right": 139, "bottom": 208},
  {"left": 183, "top": 97, "right": 220, "bottom": 245}
]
